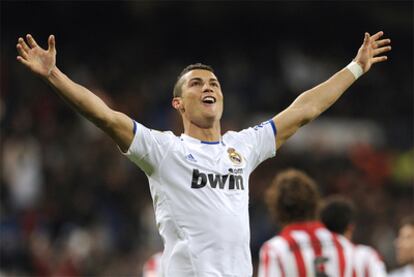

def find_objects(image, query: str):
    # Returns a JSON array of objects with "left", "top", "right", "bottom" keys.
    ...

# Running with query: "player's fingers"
[
  {"left": 26, "top": 34, "right": 39, "bottom": 48},
  {"left": 370, "top": 31, "right": 384, "bottom": 42},
  {"left": 373, "top": 46, "right": 391, "bottom": 56},
  {"left": 375, "top": 38, "right": 391, "bottom": 48},
  {"left": 16, "top": 44, "right": 29, "bottom": 59},
  {"left": 18, "top": 37, "right": 30, "bottom": 52},
  {"left": 17, "top": 56, "right": 31, "bottom": 67},
  {"left": 48, "top": 35, "right": 56, "bottom": 53},
  {"left": 363, "top": 32, "right": 370, "bottom": 46},
  {"left": 372, "top": 56, "right": 388, "bottom": 64}
]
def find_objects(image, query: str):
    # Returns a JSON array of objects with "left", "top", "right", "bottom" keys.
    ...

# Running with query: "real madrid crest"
[{"left": 227, "top": 147, "right": 242, "bottom": 165}]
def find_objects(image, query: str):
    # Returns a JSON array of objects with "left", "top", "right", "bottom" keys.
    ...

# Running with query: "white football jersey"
[
  {"left": 124, "top": 120, "right": 276, "bottom": 276},
  {"left": 353, "top": 244, "right": 387, "bottom": 277},
  {"left": 388, "top": 265, "right": 414, "bottom": 277},
  {"left": 258, "top": 221, "right": 356, "bottom": 277}
]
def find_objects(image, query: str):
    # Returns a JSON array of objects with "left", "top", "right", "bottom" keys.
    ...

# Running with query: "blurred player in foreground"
[
  {"left": 388, "top": 216, "right": 414, "bottom": 277},
  {"left": 258, "top": 169, "right": 356, "bottom": 277},
  {"left": 320, "top": 196, "right": 387, "bottom": 277},
  {"left": 16, "top": 31, "right": 390, "bottom": 276}
]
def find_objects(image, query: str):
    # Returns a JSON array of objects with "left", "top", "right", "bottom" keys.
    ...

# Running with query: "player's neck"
[
  {"left": 344, "top": 225, "right": 354, "bottom": 240},
  {"left": 183, "top": 120, "right": 221, "bottom": 142}
]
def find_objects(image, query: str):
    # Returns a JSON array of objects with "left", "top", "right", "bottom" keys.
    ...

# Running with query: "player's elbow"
[{"left": 300, "top": 106, "right": 321, "bottom": 126}]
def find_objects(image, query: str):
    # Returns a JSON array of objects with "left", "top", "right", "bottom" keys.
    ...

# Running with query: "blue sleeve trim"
[
  {"left": 268, "top": 119, "right": 277, "bottom": 136},
  {"left": 132, "top": 120, "right": 137, "bottom": 135}
]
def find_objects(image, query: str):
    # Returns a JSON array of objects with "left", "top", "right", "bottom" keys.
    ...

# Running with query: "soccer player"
[
  {"left": 388, "top": 216, "right": 414, "bottom": 277},
  {"left": 258, "top": 169, "right": 356, "bottom": 277},
  {"left": 320, "top": 196, "right": 387, "bottom": 277},
  {"left": 16, "top": 32, "right": 390, "bottom": 276}
]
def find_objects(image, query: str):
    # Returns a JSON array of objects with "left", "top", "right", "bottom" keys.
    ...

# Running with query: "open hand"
[
  {"left": 354, "top": 31, "right": 391, "bottom": 73},
  {"left": 16, "top": 34, "right": 56, "bottom": 78}
]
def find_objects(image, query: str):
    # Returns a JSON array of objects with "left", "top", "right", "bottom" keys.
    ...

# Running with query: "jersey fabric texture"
[
  {"left": 259, "top": 221, "right": 357, "bottom": 277},
  {"left": 124, "top": 120, "right": 276, "bottom": 276},
  {"left": 353, "top": 244, "right": 386, "bottom": 277},
  {"left": 388, "top": 265, "right": 414, "bottom": 277}
]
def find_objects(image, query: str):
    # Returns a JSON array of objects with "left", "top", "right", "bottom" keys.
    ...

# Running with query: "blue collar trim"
[{"left": 201, "top": 140, "right": 221, "bottom": 145}]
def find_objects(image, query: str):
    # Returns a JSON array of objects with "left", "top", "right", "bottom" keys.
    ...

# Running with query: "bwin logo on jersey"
[{"left": 191, "top": 169, "right": 244, "bottom": 190}]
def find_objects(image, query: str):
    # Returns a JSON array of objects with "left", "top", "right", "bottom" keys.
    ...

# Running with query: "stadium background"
[{"left": 1, "top": 1, "right": 413, "bottom": 276}]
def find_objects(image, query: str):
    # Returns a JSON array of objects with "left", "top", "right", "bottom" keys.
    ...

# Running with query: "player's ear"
[{"left": 172, "top": 97, "right": 183, "bottom": 112}]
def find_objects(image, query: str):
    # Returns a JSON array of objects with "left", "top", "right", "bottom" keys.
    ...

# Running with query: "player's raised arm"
[
  {"left": 16, "top": 34, "right": 134, "bottom": 152},
  {"left": 273, "top": 31, "right": 391, "bottom": 149}
]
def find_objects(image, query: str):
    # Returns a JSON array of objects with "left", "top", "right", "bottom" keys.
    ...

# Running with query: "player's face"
[
  {"left": 174, "top": 69, "right": 224, "bottom": 128},
  {"left": 395, "top": 224, "right": 414, "bottom": 265}
]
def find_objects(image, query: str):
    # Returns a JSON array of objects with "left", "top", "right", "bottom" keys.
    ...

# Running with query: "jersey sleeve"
[
  {"left": 122, "top": 121, "right": 175, "bottom": 176},
  {"left": 258, "top": 242, "right": 284, "bottom": 277},
  {"left": 366, "top": 248, "right": 387, "bottom": 277},
  {"left": 237, "top": 119, "right": 277, "bottom": 171}
]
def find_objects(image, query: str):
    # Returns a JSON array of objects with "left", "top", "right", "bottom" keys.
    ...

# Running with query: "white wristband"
[{"left": 346, "top": 61, "right": 364, "bottom": 80}]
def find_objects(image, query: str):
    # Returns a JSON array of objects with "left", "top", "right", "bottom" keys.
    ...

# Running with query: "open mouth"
[{"left": 202, "top": 96, "right": 216, "bottom": 104}]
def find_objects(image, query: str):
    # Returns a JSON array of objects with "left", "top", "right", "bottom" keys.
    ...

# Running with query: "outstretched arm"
[
  {"left": 16, "top": 34, "right": 134, "bottom": 152},
  {"left": 273, "top": 31, "right": 391, "bottom": 149}
]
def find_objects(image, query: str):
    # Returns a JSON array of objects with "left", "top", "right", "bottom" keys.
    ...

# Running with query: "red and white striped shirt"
[
  {"left": 143, "top": 252, "right": 162, "bottom": 277},
  {"left": 258, "top": 221, "right": 355, "bottom": 277},
  {"left": 352, "top": 244, "right": 386, "bottom": 277}
]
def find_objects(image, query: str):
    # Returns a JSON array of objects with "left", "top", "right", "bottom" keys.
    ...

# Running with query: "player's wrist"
[
  {"left": 346, "top": 61, "right": 364, "bottom": 80},
  {"left": 45, "top": 66, "right": 60, "bottom": 82}
]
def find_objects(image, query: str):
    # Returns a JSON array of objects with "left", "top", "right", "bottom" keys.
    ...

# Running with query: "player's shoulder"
[
  {"left": 223, "top": 125, "right": 260, "bottom": 143},
  {"left": 223, "top": 129, "right": 243, "bottom": 139},
  {"left": 149, "top": 128, "right": 176, "bottom": 138},
  {"left": 149, "top": 128, "right": 179, "bottom": 144},
  {"left": 136, "top": 121, "right": 176, "bottom": 139},
  {"left": 355, "top": 243, "right": 374, "bottom": 252},
  {"left": 332, "top": 232, "right": 353, "bottom": 245},
  {"left": 388, "top": 265, "right": 414, "bottom": 277},
  {"left": 261, "top": 235, "right": 290, "bottom": 252},
  {"left": 355, "top": 244, "right": 383, "bottom": 260},
  {"left": 222, "top": 130, "right": 247, "bottom": 147}
]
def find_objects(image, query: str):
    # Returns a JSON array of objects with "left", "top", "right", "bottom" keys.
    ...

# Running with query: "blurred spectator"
[
  {"left": 2, "top": 115, "right": 42, "bottom": 210},
  {"left": 388, "top": 216, "right": 414, "bottom": 277}
]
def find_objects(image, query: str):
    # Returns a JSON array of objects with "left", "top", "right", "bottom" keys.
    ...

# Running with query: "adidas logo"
[{"left": 185, "top": 154, "right": 197, "bottom": 163}]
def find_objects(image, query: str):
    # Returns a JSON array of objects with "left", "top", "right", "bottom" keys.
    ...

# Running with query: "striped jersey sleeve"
[{"left": 353, "top": 244, "right": 387, "bottom": 277}]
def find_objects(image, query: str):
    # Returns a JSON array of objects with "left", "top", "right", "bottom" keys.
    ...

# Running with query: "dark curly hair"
[
  {"left": 266, "top": 169, "right": 320, "bottom": 226},
  {"left": 320, "top": 196, "right": 356, "bottom": 234}
]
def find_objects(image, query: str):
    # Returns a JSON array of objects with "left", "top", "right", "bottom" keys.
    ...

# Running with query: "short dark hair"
[
  {"left": 266, "top": 169, "right": 320, "bottom": 225},
  {"left": 320, "top": 196, "right": 356, "bottom": 234},
  {"left": 173, "top": 63, "right": 214, "bottom": 97}
]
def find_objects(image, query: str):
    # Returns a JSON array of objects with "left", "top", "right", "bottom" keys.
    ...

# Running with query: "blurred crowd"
[{"left": 1, "top": 2, "right": 413, "bottom": 276}]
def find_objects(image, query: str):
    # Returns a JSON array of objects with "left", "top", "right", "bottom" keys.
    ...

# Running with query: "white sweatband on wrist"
[{"left": 346, "top": 61, "right": 364, "bottom": 80}]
